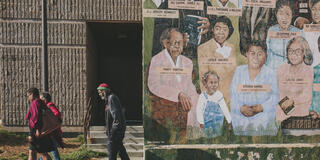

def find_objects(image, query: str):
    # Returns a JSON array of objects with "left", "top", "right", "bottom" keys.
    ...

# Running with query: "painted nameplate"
[
  {"left": 199, "top": 57, "right": 236, "bottom": 65},
  {"left": 143, "top": 9, "right": 179, "bottom": 18},
  {"left": 242, "top": 0, "right": 276, "bottom": 8},
  {"left": 207, "top": 7, "right": 242, "bottom": 16},
  {"left": 237, "top": 84, "right": 271, "bottom": 92},
  {"left": 268, "top": 31, "right": 302, "bottom": 39},
  {"left": 156, "top": 67, "right": 190, "bottom": 75},
  {"left": 168, "top": 0, "right": 204, "bottom": 10},
  {"left": 281, "top": 78, "right": 312, "bottom": 85},
  {"left": 303, "top": 24, "right": 320, "bottom": 32}
]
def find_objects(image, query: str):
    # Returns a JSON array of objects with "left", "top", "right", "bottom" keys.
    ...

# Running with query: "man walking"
[{"left": 97, "top": 83, "right": 130, "bottom": 160}]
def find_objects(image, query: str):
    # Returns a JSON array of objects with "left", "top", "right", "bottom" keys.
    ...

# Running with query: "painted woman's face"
[
  {"left": 213, "top": 22, "right": 229, "bottom": 45},
  {"left": 312, "top": 2, "right": 320, "bottom": 24},
  {"left": 276, "top": 5, "right": 292, "bottom": 30},
  {"left": 246, "top": 46, "right": 266, "bottom": 69},
  {"left": 288, "top": 41, "right": 304, "bottom": 65}
]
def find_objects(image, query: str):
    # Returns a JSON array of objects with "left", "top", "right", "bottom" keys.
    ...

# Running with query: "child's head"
[
  {"left": 26, "top": 88, "right": 39, "bottom": 103},
  {"left": 40, "top": 92, "right": 52, "bottom": 103},
  {"left": 202, "top": 71, "right": 220, "bottom": 95}
]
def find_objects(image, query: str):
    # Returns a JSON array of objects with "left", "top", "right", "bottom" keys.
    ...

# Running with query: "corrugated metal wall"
[
  {"left": 0, "top": 47, "right": 41, "bottom": 126},
  {"left": 0, "top": 0, "right": 142, "bottom": 126},
  {"left": 0, "top": 0, "right": 142, "bottom": 21}
]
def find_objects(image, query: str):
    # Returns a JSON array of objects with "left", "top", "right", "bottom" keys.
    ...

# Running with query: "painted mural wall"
[{"left": 143, "top": 0, "right": 320, "bottom": 146}]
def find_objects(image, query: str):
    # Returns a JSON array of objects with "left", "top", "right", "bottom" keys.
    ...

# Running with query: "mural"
[{"left": 143, "top": 0, "right": 320, "bottom": 144}]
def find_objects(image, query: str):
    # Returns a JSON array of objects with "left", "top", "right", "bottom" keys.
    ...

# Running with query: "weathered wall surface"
[
  {"left": 0, "top": 0, "right": 142, "bottom": 126},
  {"left": 143, "top": 0, "right": 320, "bottom": 158}
]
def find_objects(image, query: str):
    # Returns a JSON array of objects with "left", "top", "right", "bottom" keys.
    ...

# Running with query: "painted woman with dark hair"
[
  {"left": 230, "top": 41, "right": 278, "bottom": 136},
  {"left": 304, "top": 0, "right": 320, "bottom": 66},
  {"left": 266, "top": 0, "right": 303, "bottom": 71},
  {"left": 198, "top": 16, "right": 236, "bottom": 108},
  {"left": 311, "top": 0, "right": 320, "bottom": 24},
  {"left": 276, "top": 36, "right": 314, "bottom": 122}
]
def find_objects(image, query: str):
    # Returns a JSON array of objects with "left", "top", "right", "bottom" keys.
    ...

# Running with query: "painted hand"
[
  {"left": 294, "top": 17, "right": 310, "bottom": 29},
  {"left": 252, "top": 104, "right": 263, "bottom": 113},
  {"left": 178, "top": 92, "right": 192, "bottom": 112},
  {"left": 228, "top": 123, "right": 232, "bottom": 130},
  {"left": 197, "top": 17, "right": 210, "bottom": 35},
  {"left": 183, "top": 33, "right": 189, "bottom": 47},
  {"left": 240, "top": 105, "right": 255, "bottom": 117},
  {"left": 310, "top": 111, "right": 318, "bottom": 119}
]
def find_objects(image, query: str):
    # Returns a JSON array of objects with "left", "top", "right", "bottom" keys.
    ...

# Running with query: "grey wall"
[{"left": 0, "top": 0, "right": 142, "bottom": 126}]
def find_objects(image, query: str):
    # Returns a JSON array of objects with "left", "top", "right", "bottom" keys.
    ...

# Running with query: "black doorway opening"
[{"left": 86, "top": 22, "right": 142, "bottom": 125}]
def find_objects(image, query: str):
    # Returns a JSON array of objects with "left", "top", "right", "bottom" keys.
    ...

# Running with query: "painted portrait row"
[{"left": 143, "top": 0, "right": 320, "bottom": 144}]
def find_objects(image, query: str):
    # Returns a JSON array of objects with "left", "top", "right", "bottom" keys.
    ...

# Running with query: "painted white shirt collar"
[
  {"left": 164, "top": 49, "right": 181, "bottom": 67},
  {"left": 215, "top": 41, "right": 232, "bottom": 58},
  {"left": 217, "top": 0, "right": 230, "bottom": 7},
  {"left": 152, "top": 0, "right": 165, "bottom": 8},
  {"left": 196, "top": 90, "right": 232, "bottom": 124},
  {"left": 164, "top": 49, "right": 182, "bottom": 82}
]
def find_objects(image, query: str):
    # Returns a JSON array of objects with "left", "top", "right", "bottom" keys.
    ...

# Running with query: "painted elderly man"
[
  {"left": 148, "top": 28, "right": 199, "bottom": 139},
  {"left": 151, "top": 0, "right": 214, "bottom": 59},
  {"left": 230, "top": 41, "right": 278, "bottom": 136}
]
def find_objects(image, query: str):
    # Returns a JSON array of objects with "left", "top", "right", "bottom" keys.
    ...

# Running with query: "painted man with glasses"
[{"left": 148, "top": 28, "right": 199, "bottom": 139}]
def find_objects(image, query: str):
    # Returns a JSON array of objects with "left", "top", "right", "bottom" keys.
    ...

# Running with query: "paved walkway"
[{"left": 93, "top": 157, "right": 143, "bottom": 160}]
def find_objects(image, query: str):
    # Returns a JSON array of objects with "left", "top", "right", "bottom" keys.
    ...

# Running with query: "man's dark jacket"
[{"left": 104, "top": 94, "right": 126, "bottom": 139}]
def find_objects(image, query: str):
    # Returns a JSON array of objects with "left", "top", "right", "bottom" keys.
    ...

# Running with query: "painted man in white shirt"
[{"left": 148, "top": 28, "right": 199, "bottom": 139}]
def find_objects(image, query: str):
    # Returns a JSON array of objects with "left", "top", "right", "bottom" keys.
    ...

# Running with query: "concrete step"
[
  {"left": 90, "top": 148, "right": 143, "bottom": 157},
  {"left": 88, "top": 137, "right": 144, "bottom": 144},
  {"left": 89, "top": 130, "right": 144, "bottom": 138},
  {"left": 86, "top": 143, "right": 143, "bottom": 151},
  {"left": 88, "top": 125, "right": 144, "bottom": 159},
  {"left": 89, "top": 126, "right": 143, "bottom": 132}
]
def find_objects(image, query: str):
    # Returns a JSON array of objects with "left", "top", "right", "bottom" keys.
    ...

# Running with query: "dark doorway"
[{"left": 86, "top": 22, "right": 142, "bottom": 125}]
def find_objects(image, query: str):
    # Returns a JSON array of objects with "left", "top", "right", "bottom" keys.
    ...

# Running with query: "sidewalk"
[{"left": 93, "top": 158, "right": 143, "bottom": 160}]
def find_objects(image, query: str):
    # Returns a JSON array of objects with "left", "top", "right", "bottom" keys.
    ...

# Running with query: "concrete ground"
[{"left": 96, "top": 158, "right": 143, "bottom": 160}]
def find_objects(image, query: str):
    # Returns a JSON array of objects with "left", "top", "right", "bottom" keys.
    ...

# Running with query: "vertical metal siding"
[{"left": 0, "top": 0, "right": 141, "bottom": 126}]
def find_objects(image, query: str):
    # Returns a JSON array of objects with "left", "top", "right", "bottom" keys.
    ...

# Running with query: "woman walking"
[{"left": 26, "top": 88, "right": 54, "bottom": 160}]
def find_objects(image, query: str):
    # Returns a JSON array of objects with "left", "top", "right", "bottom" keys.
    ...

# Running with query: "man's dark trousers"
[
  {"left": 107, "top": 134, "right": 130, "bottom": 160},
  {"left": 104, "top": 94, "right": 130, "bottom": 160}
]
